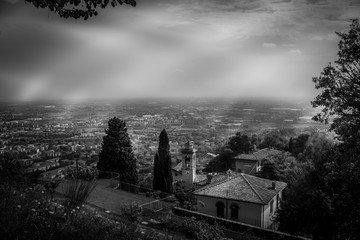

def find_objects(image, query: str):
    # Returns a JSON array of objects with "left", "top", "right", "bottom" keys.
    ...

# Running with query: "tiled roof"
[
  {"left": 193, "top": 172, "right": 287, "bottom": 204},
  {"left": 194, "top": 174, "right": 207, "bottom": 183},
  {"left": 234, "top": 148, "right": 282, "bottom": 161},
  {"left": 172, "top": 162, "right": 182, "bottom": 172}
]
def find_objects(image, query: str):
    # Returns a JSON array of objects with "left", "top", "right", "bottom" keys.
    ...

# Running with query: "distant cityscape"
[{"left": 0, "top": 99, "right": 326, "bottom": 182}]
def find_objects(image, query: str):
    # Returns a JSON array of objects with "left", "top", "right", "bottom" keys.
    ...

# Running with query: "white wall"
[{"left": 195, "top": 195, "right": 263, "bottom": 227}]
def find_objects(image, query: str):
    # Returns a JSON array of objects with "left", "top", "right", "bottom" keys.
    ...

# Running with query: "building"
[
  {"left": 172, "top": 142, "right": 287, "bottom": 229},
  {"left": 193, "top": 170, "right": 287, "bottom": 228},
  {"left": 172, "top": 141, "right": 207, "bottom": 185},
  {"left": 232, "top": 148, "right": 281, "bottom": 174}
]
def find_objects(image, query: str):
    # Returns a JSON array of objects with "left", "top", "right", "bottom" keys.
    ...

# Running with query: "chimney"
[
  {"left": 271, "top": 181, "right": 276, "bottom": 190},
  {"left": 206, "top": 173, "right": 213, "bottom": 184}
]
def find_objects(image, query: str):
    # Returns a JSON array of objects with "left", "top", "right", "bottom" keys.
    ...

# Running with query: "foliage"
[
  {"left": 153, "top": 129, "right": 173, "bottom": 193},
  {"left": 63, "top": 165, "right": 99, "bottom": 180},
  {"left": 98, "top": 117, "right": 138, "bottom": 184},
  {"left": 25, "top": 0, "right": 136, "bottom": 20},
  {"left": 173, "top": 181, "right": 197, "bottom": 210},
  {"left": 152, "top": 152, "right": 162, "bottom": 190},
  {"left": 312, "top": 19, "right": 360, "bottom": 146},
  {"left": 256, "top": 152, "right": 308, "bottom": 184},
  {"left": 0, "top": 153, "right": 25, "bottom": 184},
  {"left": 62, "top": 179, "right": 97, "bottom": 208},
  {"left": 297, "top": 131, "right": 336, "bottom": 162},
  {"left": 203, "top": 149, "right": 235, "bottom": 173},
  {"left": 161, "top": 213, "right": 225, "bottom": 240},
  {"left": 276, "top": 145, "right": 360, "bottom": 239},
  {"left": 228, "top": 132, "right": 254, "bottom": 153},
  {"left": 288, "top": 133, "right": 310, "bottom": 158},
  {"left": 120, "top": 202, "right": 142, "bottom": 222},
  {"left": 0, "top": 177, "right": 168, "bottom": 240},
  {"left": 258, "top": 131, "right": 288, "bottom": 151}
]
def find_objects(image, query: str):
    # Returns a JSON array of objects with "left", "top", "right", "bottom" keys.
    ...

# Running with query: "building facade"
[{"left": 193, "top": 172, "right": 286, "bottom": 228}]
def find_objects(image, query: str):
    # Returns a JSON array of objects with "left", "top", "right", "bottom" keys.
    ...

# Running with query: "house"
[
  {"left": 232, "top": 148, "right": 281, "bottom": 174},
  {"left": 193, "top": 170, "right": 287, "bottom": 228}
]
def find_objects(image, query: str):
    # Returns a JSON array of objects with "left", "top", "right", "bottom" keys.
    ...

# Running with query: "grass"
[{"left": 57, "top": 179, "right": 154, "bottom": 215}]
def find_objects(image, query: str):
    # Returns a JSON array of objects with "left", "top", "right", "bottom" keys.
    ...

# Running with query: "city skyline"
[{"left": 0, "top": 0, "right": 359, "bottom": 101}]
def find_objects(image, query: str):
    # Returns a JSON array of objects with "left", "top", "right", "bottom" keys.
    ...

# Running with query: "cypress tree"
[
  {"left": 153, "top": 129, "right": 173, "bottom": 193},
  {"left": 98, "top": 117, "right": 138, "bottom": 185},
  {"left": 152, "top": 152, "right": 163, "bottom": 191}
]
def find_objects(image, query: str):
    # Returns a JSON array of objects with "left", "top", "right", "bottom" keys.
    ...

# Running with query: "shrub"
[
  {"left": 160, "top": 213, "right": 225, "bottom": 240},
  {"left": 62, "top": 165, "right": 98, "bottom": 180},
  {"left": 120, "top": 202, "right": 142, "bottom": 222},
  {"left": 62, "top": 179, "right": 97, "bottom": 208}
]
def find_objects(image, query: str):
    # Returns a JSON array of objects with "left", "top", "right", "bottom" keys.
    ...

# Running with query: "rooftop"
[
  {"left": 193, "top": 172, "right": 287, "bottom": 204},
  {"left": 234, "top": 148, "right": 282, "bottom": 161}
]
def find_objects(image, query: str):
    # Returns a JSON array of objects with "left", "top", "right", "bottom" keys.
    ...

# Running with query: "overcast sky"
[{"left": 0, "top": 0, "right": 359, "bottom": 101}]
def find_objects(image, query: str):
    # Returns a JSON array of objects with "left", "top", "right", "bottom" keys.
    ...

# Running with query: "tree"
[
  {"left": 152, "top": 129, "right": 173, "bottom": 193},
  {"left": 256, "top": 152, "right": 307, "bottom": 184},
  {"left": 152, "top": 152, "right": 162, "bottom": 190},
  {"left": 258, "top": 131, "right": 288, "bottom": 151},
  {"left": 312, "top": 19, "right": 360, "bottom": 146},
  {"left": 25, "top": 0, "right": 136, "bottom": 20},
  {"left": 276, "top": 145, "right": 360, "bottom": 239},
  {"left": 98, "top": 117, "right": 138, "bottom": 184},
  {"left": 288, "top": 133, "right": 310, "bottom": 158},
  {"left": 203, "top": 149, "right": 234, "bottom": 173},
  {"left": 276, "top": 20, "right": 360, "bottom": 239},
  {"left": 228, "top": 132, "right": 253, "bottom": 153}
]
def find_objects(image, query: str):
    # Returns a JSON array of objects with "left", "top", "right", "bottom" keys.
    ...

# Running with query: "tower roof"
[{"left": 181, "top": 141, "right": 196, "bottom": 154}]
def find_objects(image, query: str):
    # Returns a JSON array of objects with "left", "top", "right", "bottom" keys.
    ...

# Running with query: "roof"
[
  {"left": 193, "top": 172, "right": 287, "bottom": 205},
  {"left": 234, "top": 148, "right": 282, "bottom": 161},
  {"left": 194, "top": 174, "right": 207, "bottom": 183},
  {"left": 172, "top": 162, "right": 182, "bottom": 172}
]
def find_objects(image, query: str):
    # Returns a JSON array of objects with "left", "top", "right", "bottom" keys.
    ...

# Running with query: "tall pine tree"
[
  {"left": 98, "top": 117, "right": 138, "bottom": 185},
  {"left": 153, "top": 129, "right": 173, "bottom": 193}
]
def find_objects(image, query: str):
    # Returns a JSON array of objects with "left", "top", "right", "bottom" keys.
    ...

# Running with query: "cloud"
[
  {"left": 0, "top": 0, "right": 359, "bottom": 101},
  {"left": 289, "top": 49, "right": 302, "bottom": 54},
  {"left": 310, "top": 33, "right": 337, "bottom": 41},
  {"left": 262, "top": 42, "right": 277, "bottom": 48},
  {"left": 4, "top": 0, "right": 18, "bottom": 4}
]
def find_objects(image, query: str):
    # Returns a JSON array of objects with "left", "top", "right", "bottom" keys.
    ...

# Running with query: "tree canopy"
[
  {"left": 256, "top": 152, "right": 307, "bottom": 184},
  {"left": 276, "top": 145, "right": 360, "bottom": 239},
  {"left": 98, "top": 117, "right": 138, "bottom": 184},
  {"left": 228, "top": 132, "right": 254, "bottom": 153},
  {"left": 276, "top": 19, "right": 360, "bottom": 239},
  {"left": 153, "top": 129, "right": 173, "bottom": 193},
  {"left": 312, "top": 19, "right": 360, "bottom": 146},
  {"left": 25, "top": 0, "right": 136, "bottom": 20}
]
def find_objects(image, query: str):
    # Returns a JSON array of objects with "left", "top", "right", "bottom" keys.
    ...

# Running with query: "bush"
[
  {"left": 0, "top": 182, "right": 167, "bottom": 240},
  {"left": 120, "top": 202, "right": 142, "bottom": 222},
  {"left": 62, "top": 179, "right": 97, "bottom": 208},
  {"left": 160, "top": 213, "right": 225, "bottom": 240},
  {"left": 63, "top": 165, "right": 98, "bottom": 180}
]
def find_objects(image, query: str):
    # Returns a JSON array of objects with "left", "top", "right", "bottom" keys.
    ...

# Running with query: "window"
[
  {"left": 230, "top": 204, "right": 239, "bottom": 220},
  {"left": 270, "top": 200, "right": 274, "bottom": 214},
  {"left": 216, "top": 201, "right": 225, "bottom": 218}
]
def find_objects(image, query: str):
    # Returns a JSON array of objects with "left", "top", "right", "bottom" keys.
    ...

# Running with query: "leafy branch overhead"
[
  {"left": 25, "top": 0, "right": 136, "bottom": 20},
  {"left": 312, "top": 19, "right": 360, "bottom": 144}
]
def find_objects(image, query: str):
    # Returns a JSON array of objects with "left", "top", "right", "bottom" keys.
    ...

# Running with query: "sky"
[{"left": 0, "top": 0, "right": 359, "bottom": 102}]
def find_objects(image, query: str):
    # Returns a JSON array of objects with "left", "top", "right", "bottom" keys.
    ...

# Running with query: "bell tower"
[{"left": 180, "top": 141, "right": 197, "bottom": 185}]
